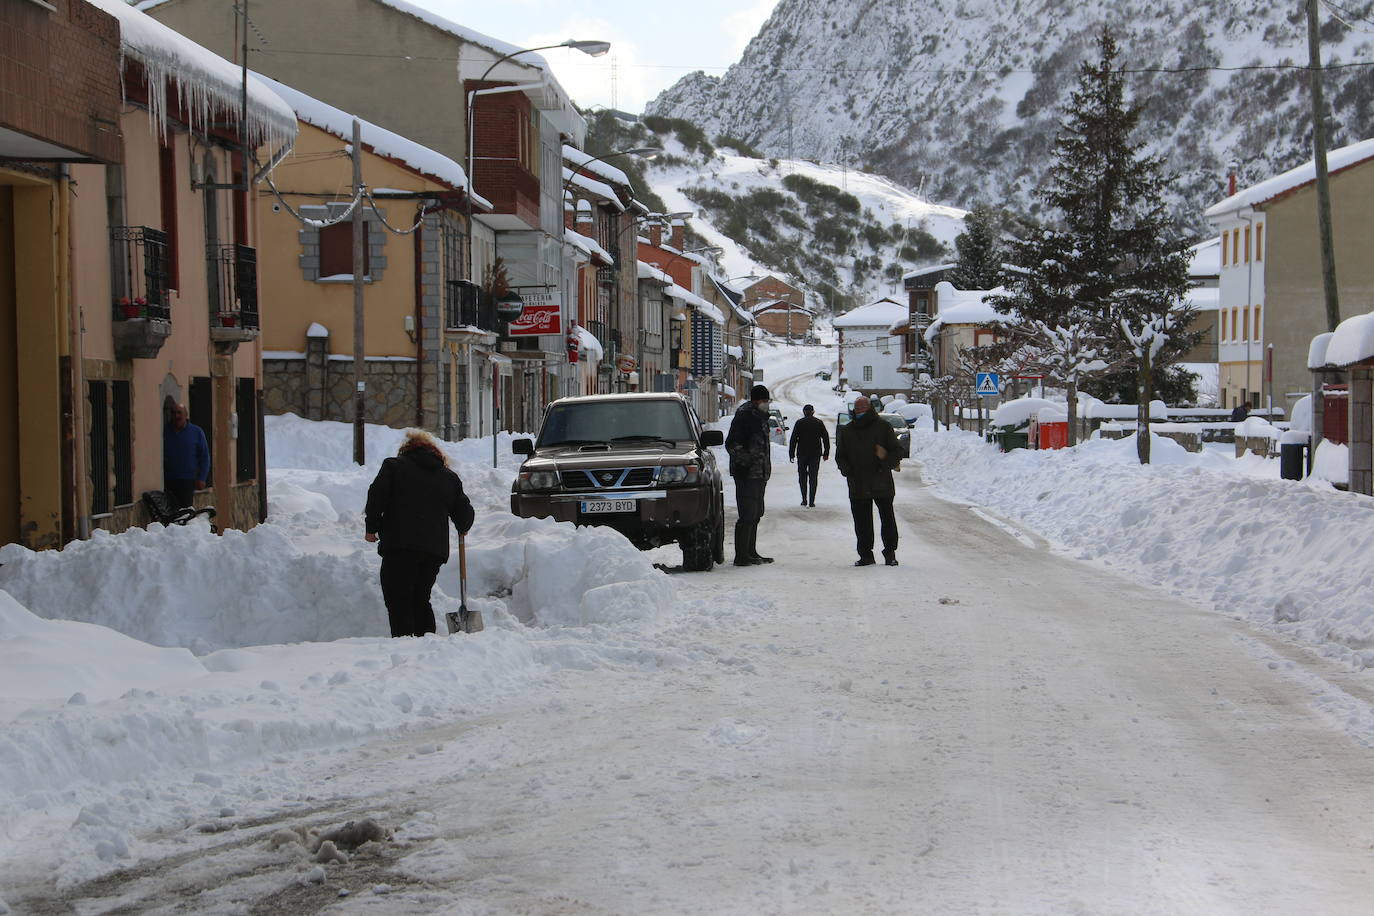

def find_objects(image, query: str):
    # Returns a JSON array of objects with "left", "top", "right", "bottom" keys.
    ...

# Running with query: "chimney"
[
  {"left": 670, "top": 220, "right": 685, "bottom": 252},
  {"left": 1228, "top": 171, "right": 1236, "bottom": 196},
  {"left": 649, "top": 223, "right": 663, "bottom": 248},
  {"left": 576, "top": 200, "right": 594, "bottom": 238}
]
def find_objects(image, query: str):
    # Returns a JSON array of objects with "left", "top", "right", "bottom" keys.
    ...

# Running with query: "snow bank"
[
  {"left": 0, "top": 414, "right": 767, "bottom": 886},
  {"left": 910, "top": 430, "right": 1374, "bottom": 665}
]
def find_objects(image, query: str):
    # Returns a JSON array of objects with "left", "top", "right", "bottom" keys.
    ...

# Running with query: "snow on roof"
[
  {"left": 637, "top": 261, "right": 672, "bottom": 284},
  {"left": 902, "top": 263, "right": 955, "bottom": 281},
  {"left": 1185, "top": 286, "right": 1220, "bottom": 312},
  {"left": 833, "top": 298, "right": 908, "bottom": 328},
  {"left": 665, "top": 283, "right": 724, "bottom": 325},
  {"left": 922, "top": 282, "right": 1012, "bottom": 340},
  {"left": 373, "top": 0, "right": 549, "bottom": 70},
  {"left": 563, "top": 145, "right": 632, "bottom": 190},
  {"left": 255, "top": 75, "right": 481, "bottom": 199},
  {"left": 1205, "top": 137, "right": 1374, "bottom": 219},
  {"left": 99, "top": 0, "right": 296, "bottom": 150},
  {"left": 565, "top": 229, "right": 614, "bottom": 266},
  {"left": 563, "top": 168, "right": 626, "bottom": 210},
  {"left": 1309, "top": 331, "right": 1334, "bottom": 369},
  {"left": 1324, "top": 311, "right": 1374, "bottom": 366},
  {"left": 1189, "top": 237, "right": 1221, "bottom": 277}
]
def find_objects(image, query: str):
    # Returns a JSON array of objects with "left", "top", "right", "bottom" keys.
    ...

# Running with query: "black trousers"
[
  {"left": 849, "top": 495, "right": 897, "bottom": 560},
  {"left": 379, "top": 548, "right": 443, "bottom": 637},
  {"left": 795, "top": 455, "right": 821, "bottom": 503},
  {"left": 164, "top": 478, "right": 196, "bottom": 509},
  {"left": 734, "top": 476, "right": 767, "bottom": 559}
]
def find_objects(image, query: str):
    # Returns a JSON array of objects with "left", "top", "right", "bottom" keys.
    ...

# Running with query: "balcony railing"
[
  {"left": 208, "top": 244, "right": 260, "bottom": 331},
  {"left": 444, "top": 280, "right": 498, "bottom": 332},
  {"left": 110, "top": 226, "right": 170, "bottom": 322}
]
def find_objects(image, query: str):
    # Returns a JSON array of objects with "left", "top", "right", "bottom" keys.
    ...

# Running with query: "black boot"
[
  {"left": 855, "top": 554, "right": 876, "bottom": 567},
  {"left": 883, "top": 551, "right": 899, "bottom": 567}
]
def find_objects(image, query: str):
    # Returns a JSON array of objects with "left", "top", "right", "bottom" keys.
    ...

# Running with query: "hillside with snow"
[
  {"left": 589, "top": 113, "right": 966, "bottom": 312},
  {"left": 647, "top": 0, "right": 1374, "bottom": 231}
]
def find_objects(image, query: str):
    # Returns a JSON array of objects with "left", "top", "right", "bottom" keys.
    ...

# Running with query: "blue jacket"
[{"left": 164, "top": 422, "right": 210, "bottom": 482}]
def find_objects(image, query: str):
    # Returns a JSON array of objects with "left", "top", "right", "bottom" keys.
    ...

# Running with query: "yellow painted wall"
[
  {"left": 1264, "top": 162, "right": 1374, "bottom": 404},
  {"left": 258, "top": 120, "right": 446, "bottom": 357}
]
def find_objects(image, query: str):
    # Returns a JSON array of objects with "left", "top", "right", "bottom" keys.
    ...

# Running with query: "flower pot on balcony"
[{"left": 219, "top": 313, "right": 237, "bottom": 328}]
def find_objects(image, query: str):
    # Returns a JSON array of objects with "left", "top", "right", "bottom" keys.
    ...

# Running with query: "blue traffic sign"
[{"left": 975, "top": 372, "right": 1000, "bottom": 396}]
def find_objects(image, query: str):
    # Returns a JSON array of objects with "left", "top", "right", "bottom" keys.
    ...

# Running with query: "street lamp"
[{"left": 463, "top": 39, "right": 611, "bottom": 279}]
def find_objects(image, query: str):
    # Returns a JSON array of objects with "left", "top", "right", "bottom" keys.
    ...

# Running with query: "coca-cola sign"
[{"left": 507, "top": 291, "right": 562, "bottom": 336}]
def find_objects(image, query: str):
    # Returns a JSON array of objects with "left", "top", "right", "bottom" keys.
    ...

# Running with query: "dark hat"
[
  {"left": 750, "top": 384, "right": 770, "bottom": 401},
  {"left": 803, "top": 404, "right": 815, "bottom": 414}
]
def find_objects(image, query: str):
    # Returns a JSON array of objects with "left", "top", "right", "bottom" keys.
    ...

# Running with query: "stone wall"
[{"left": 264, "top": 329, "right": 418, "bottom": 428}]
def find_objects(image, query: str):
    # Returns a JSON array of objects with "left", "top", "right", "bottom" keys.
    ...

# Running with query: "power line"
[{"left": 247, "top": 46, "right": 1374, "bottom": 77}]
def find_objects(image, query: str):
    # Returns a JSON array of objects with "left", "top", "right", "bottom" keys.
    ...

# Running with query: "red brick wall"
[
  {"left": 743, "top": 275, "right": 803, "bottom": 309},
  {"left": 0, "top": 0, "right": 121, "bottom": 163},
  {"left": 469, "top": 82, "right": 539, "bottom": 228}
]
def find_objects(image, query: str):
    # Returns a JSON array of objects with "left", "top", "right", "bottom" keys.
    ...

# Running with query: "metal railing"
[
  {"left": 444, "top": 280, "right": 498, "bottom": 331},
  {"left": 208, "top": 244, "right": 260, "bottom": 330},
  {"left": 110, "top": 226, "right": 171, "bottom": 321}
]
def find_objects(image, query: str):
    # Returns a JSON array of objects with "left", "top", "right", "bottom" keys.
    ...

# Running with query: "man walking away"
[
  {"left": 365, "top": 430, "right": 475, "bottom": 637},
  {"left": 725, "top": 384, "right": 774, "bottom": 566},
  {"left": 163, "top": 403, "right": 210, "bottom": 509},
  {"left": 788, "top": 404, "right": 830, "bottom": 507},
  {"left": 834, "top": 395, "right": 902, "bottom": 567}
]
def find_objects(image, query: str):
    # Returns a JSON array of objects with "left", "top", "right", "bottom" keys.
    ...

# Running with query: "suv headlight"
[
  {"left": 517, "top": 470, "right": 560, "bottom": 491},
  {"left": 659, "top": 464, "right": 700, "bottom": 485}
]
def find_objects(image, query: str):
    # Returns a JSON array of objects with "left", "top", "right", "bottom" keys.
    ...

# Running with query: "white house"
[{"left": 833, "top": 297, "right": 910, "bottom": 394}]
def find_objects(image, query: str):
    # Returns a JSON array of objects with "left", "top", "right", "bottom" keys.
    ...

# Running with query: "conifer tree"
[
  {"left": 994, "top": 28, "right": 1198, "bottom": 462},
  {"left": 950, "top": 205, "right": 1002, "bottom": 290}
]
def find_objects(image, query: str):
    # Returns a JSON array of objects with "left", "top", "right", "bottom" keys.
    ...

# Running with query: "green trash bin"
[{"left": 990, "top": 424, "right": 1029, "bottom": 451}]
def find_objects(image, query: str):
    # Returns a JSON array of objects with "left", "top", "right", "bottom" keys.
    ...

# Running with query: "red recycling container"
[{"left": 1038, "top": 421, "right": 1069, "bottom": 450}]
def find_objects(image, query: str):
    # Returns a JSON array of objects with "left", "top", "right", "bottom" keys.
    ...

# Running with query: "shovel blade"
[
  {"left": 459, "top": 608, "right": 484, "bottom": 633},
  {"left": 444, "top": 611, "right": 462, "bottom": 635}
]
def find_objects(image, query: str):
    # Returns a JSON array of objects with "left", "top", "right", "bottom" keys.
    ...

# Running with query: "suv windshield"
[{"left": 538, "top": 400, "right": 694, "bottom": 448}]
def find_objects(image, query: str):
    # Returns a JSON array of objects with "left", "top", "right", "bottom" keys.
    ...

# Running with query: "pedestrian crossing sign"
[{"left": 975, "top": 372, "right": 999, "bottom": 396}]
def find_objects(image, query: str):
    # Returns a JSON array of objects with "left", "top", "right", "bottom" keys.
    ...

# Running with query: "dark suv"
[{"left": 511, "top": 393, "right": 726, "bottom": 571}]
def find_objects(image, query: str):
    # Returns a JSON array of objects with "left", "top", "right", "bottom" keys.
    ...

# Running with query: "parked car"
[
  {"left": 878, "top": 413, "right": 912, "bottom": 459},
  {"left": 815, "top": 369, "right": 832, "bottom": 380},
  {"left": 510, "top": 393, "right": 726, "bottom": 571},
  {"left": 768, "top": 414, "right": 787, "bottom": 446}
]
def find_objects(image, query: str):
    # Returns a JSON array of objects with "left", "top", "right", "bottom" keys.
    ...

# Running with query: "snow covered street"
[{"left": 4, "top": 351, "right": 1374, "bottom": 912}]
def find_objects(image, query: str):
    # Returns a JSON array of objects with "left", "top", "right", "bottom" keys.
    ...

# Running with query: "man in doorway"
[
  {"left": 725, "top": 384, "right": 774, "bottom": 566},
  {"left": 163, "top": 403, "right": 210, "bottom": 509},
  {"left": 835, "top": 395, "right": 902, "bottom": 566},
  {"left": 788, "top": 404, "right": 829, "bottom": 507}
]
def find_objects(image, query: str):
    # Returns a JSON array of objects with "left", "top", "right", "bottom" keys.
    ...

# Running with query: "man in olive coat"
[
  {"left": 834, "top": 395, "right": 902, "bottom": 566},
  {"left": 725, "top": 384, "right": 774, "bottom": 566}
]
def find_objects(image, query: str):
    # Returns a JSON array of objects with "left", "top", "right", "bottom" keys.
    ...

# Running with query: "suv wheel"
[{"left": 681, "top": 520, "right": 715, "bottom": 572}]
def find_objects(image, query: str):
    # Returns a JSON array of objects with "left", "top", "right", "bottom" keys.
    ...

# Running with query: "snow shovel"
[{"left": 445, "top": 534, "right": 483, "bottom": 635}]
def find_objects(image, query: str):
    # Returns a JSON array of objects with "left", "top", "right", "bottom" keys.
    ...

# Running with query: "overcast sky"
[{"left": 423, "top": 0, "right": 779, "bottom": 113}]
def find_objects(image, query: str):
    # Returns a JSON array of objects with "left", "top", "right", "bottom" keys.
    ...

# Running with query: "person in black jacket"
[
  {"left": 788, "top": 404, "right": 830, "bottom": 507},
  {"left": 834, "top": 396, "right": 902, "bottom": 566},
  {"left": 364, "top": 430, "right": 475, "bottom": 637},
  {"left": 725, "top": 384, "right": 774, "bottom": 566}
]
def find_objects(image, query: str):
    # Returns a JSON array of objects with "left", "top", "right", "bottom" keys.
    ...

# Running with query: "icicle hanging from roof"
[{"left": 89, "top": 0, "right": 297, "bottom": 152}]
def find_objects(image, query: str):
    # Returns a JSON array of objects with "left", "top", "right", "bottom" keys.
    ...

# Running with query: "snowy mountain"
[
  {"left": 588, "top": 113, "right": 966, "bottom": 312},
  {"left": 647, "top": 0, "right": 1374, "bottom": 230}
]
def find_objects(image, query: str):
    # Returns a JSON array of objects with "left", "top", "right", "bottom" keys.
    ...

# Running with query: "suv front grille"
[{"left": 561, "top": 467, "right": 657, "bottom": 490}]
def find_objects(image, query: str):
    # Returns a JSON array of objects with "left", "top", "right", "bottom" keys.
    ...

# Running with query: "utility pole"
[
  {"left": 1307, "top": 0, "right": 1341, "bottom": 332},
  {"left": 352, "top": 119, "right": 366, "bottom": 465}
]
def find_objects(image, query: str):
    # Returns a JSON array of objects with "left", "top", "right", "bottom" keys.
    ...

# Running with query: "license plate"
[{"left": 580, "top": 499, "right": 637, "bottom": 514}]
